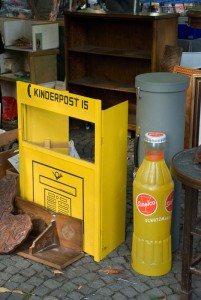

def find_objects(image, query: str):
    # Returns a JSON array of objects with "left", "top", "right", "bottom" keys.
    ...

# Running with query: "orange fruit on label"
[
  {"left": 136, "top": 193, "right": 157, "bottom": 216},
  {"left": 165, "top": 191, "right": 174, "bottom": 212}
]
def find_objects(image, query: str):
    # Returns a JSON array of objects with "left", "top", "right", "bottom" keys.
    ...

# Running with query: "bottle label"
[
  {"left": 136, "top": 193, "right": 157, "bottom": 216},
  {"left": 165, "top": 191, "right": 174, "bottom": 212}
]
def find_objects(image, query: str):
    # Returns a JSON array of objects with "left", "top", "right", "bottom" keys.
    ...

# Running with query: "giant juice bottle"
[{"left": 132, "top": 132, "right": 174, "bottom": 276}]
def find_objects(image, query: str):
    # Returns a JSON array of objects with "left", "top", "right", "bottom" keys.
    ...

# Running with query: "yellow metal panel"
[
  {"left": 20, "top": 146, "right": 83, "bottom": 219},
  {"left": 17, "top": 81, "right": 99, "bottom": 123},
  {"left": 101, "top": 101, "right": 128, "bottom": 259},
  {"left": 23, "top": 105, "right": 69, "bottom": 147},
  {"left": 89, "top": 104, "right": 102, "bottom": 261},
  {"left": 17, "top": 81, "right": 128, "bottom": 262}
]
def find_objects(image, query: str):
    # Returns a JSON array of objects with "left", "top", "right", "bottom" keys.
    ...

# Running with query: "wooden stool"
[{"left": 170, "top": 147, "right": 201, "bottom": 300}]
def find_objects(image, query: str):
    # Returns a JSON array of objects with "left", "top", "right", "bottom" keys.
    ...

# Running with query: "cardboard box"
[{"left": 0, "top": 129, "right": 18, "bottom": 179}]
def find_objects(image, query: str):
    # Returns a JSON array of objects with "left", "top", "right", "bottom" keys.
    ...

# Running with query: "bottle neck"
[
  {"left": 145, "top": 150, "right": 164, "bottom": 161},
  {"left": 143, "top": 135, "right": 166, "bottom": 161}
]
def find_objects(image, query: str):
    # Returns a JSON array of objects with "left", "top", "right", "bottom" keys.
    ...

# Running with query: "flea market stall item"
[
  {"left": 15, "top": 197, "right": 84, "bottom": 269},
  {"left": 17, "top": 81, "right": 128, "bottom": 262},
  {"left": 134, "top": 72, "right": 189, "bottom": 252},
  {"left": 0, "top": 128, "right": 18, "bottom": 179},
  {"left": 64, "top": 11, "right": 179, "bottom": 133},
  {"left": 2, "top": 19, "right": 59, "bottom": 51},
  {"left": 132, "top": 132, "right": 174, "bottom": 276}
]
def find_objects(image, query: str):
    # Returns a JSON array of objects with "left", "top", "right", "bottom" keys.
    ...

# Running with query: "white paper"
[
  {"left": 68, "top": 140, "right": 80, "bottom": 159},
  {"left": 8, "top": 152, "right": 19, "bottom": 173}
]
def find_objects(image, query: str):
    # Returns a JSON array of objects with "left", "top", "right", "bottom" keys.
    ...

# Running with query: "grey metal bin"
[{"left": 134, "top": 72, "right": 190, "bottom": 252}]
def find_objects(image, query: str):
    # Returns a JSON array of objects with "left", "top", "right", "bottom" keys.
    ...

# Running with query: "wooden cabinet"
[
  {"left": 0, "top": 48, "right": 59, "bottom": 85},
  {"left": 0, "top": 17, "right": 59, "bottom": 97},
  {"left": 64, "top": 11, "right": 179, "bottom": 131},
  {"left": 0, "top": 47, "right": 59, "bottom": 99}
]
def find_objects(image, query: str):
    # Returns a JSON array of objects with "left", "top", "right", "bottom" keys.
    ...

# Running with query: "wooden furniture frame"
[
  {"left": 64, "top": 11, "right": 179, "bottom": 131},
  {"left": 171, "top": 148, "right": 201, "bottom": 300},
  {"left": 0, "top": 48, "right": 59, "bottom": 84},
  {"left": 173, "top": 66, "right": 201, "bottom": 149},
  {"left": 192, "top": 75, "right": 201, "bottom": 147},
  {"left": 15, "top": 197, "right": 84, "bottom": 269},
  {"left": 160, "top": 45, "right": 182, "bottom": 72}
]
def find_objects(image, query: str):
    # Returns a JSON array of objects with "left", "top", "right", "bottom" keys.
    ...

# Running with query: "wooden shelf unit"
[
  {"left": 0, "top": 17, "right": 60, "bottom": 99},
  {"left": 0, "top": 48, "right": 59, "bottom": 85},
  {"left": 64, "top": 11, "right": 179, "bottom": 131}
]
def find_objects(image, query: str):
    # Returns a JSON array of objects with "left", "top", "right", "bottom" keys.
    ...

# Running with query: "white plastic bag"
[{"left": 68, "top": 140, "right": 80, "bottom": 159}]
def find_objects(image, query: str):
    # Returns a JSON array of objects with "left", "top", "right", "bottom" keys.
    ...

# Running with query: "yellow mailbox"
[{"left": 17, "top": 81, "right": 128, "bottom": 262}]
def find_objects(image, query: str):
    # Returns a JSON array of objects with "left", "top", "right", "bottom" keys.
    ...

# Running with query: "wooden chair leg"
[{"left": 181, "top": 187, "right": 198, "bottom": 299}]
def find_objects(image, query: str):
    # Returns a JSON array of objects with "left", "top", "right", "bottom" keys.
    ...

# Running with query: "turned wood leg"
[{"left": 181, "top": 187, "right": 198, "bottom": 300}]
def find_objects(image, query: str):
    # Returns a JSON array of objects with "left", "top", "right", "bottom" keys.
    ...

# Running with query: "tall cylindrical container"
[
  {"left": 134, "top": 72, "right": 189, "bottom": 251},
  {"left": 132, "top": 132, "right": 174, "bottom": 276}
]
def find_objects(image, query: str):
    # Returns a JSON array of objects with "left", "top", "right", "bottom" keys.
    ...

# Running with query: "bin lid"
[{"left": 135, "top": 72, "right": 189, "bottom": 93}]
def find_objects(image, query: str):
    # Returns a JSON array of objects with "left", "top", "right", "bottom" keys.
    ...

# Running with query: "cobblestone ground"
[{"left": 0, "top": 125, "right": 201, "bottom": 299}]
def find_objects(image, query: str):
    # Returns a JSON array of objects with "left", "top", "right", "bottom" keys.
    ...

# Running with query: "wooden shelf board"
[
  {"left": 128, "top": 124, "right": 136, "bottom": 131},
  {"left": 69, "top": 77, "right": 136, "bottom": 93},
  {"left": 128, "top": 112, "right": 136, "bottom": 131},
  {"left": 0, "top": 73, "right": 16, "bottom": 82},
  {"left": 0, "top": 73, "right": 30, "bottom": 82},
  {"left": 5, "top": 45, "right": 34, "bottom": 52},
  {"left": 5, "top": 46, "right": 59, "bottom": 56},
  {"left": 68, "top": 46, "right": 151, "bottom": 59}
]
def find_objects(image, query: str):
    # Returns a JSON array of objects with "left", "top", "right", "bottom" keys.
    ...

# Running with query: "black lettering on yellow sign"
[
  {"left": 82, "top": 100, "right": 88, "bottom": 110},
  {"left": 31, "top": 87, "right": 89, "bottom": 110}
]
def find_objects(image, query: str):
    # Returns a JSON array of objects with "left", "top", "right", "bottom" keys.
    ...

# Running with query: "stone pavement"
[{"left": 0, "top": 125, "right": 201, "bottom": 300}]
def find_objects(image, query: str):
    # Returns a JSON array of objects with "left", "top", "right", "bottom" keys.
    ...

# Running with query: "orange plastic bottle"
[{"left": 131, "top": 132, "right": 174, "bottom": 276}]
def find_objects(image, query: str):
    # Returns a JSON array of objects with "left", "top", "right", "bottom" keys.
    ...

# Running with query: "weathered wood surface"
[{"left": 0, "top": 175, "right": 32, "bottom": 253}]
